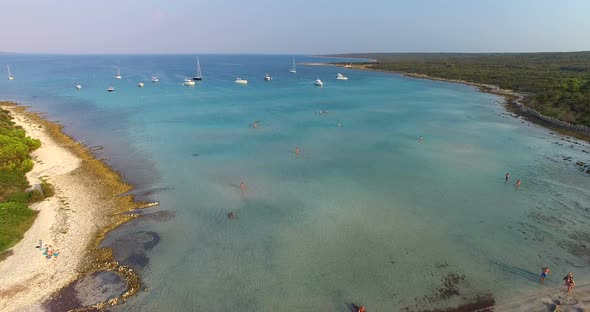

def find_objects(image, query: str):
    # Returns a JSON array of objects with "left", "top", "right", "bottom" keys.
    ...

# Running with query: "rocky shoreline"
[{"left": 0, "top": 102, "right": 157, "bottom": 311}]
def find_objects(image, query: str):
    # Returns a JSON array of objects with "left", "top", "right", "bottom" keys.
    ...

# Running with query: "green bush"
[
  {"left": 40, "top": 181, "right": 55, "bottom": 199},
  {"left": 0, "top": 201, "right": 37, "bottom": 251},
  {"left": 0, "top": 107, "right": 42, "bottom": 253}
]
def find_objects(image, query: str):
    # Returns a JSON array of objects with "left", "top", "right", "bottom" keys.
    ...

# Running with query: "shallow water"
[{"left": 1, "top": 54, "right": 590, "bottom": 311}]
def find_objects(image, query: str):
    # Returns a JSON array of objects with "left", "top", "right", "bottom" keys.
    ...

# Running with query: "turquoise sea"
[{"left": 1, "top": 54, "right": 590, "bottom": 311}]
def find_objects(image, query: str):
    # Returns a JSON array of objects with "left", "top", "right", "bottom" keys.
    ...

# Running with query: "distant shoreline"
[
  {"left": 305, "top": 62, "right": 590, "bottom": 142},
  {"left": 0, "top": 102, "right": 155, "bottom": 311}
]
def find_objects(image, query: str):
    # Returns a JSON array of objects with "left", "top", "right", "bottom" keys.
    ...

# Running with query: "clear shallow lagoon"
[{"left": 1, "top": 54, "right": 590, "bottom": 311}]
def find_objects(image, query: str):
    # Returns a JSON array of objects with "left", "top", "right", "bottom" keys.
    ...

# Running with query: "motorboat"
[
  {"left": 314, "top": 78, "right": 323, "bottom": 87},
  {"left": 235, "top": 77, "right": 248, "bottom": 84},
  {"left": 264, "top": 74, "right": 272, "bottom": 81},
  {"left": 108, "top": 86, "right": 115, "bottom": 92},
  {"left": 183, "top": 78, "right": 195, "bottom": 86},
  {"left": 336, "top": 73, "right": 348, "bottom": 80},
  {"left": 138, "top": 82, "right": 144, "bottom": 87}
]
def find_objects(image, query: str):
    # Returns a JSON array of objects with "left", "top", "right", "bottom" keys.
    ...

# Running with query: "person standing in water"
[
  {"left": 240, "top": 180, "right": 245, "bottom": 192},
  {"left": 540, "top": 267, "right": 550, "bottom": 284},
  {"left": 419, "top": 136, "right": 424, "bottom": 142},
  {"left": 564, "top": 272, "right": 575, "bottom": 293},
  {"left": 505, "top": 172, "right": 510, "bottom": 182},
  {"left": 295, "top": 146, "right": 300, "bottom": 156},
  {"left": 516, "top": 179, "right": 522, "bottom": 189}
]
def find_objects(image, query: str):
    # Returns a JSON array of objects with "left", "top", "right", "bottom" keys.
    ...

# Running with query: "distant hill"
[{"left": 326, "top": 52, "right": 590, "bottom": 127}]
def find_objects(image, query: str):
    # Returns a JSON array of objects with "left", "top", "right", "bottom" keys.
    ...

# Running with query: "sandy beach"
[{"left": 0, "top": 104, "right": 142, "bottom": 311}]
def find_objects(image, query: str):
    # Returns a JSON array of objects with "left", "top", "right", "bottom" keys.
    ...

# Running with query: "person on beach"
[
  {"left": 540, "top": 267, "right": 550, "bottom": 284},
  {"left": 36, "top": 239, "right": 43, "bottom": 248},
  {"left": 505, "top": 172, "right": 510, "bottom": 182},
  {"left": 516, "top": 179, "right": 522, "bottom": 189}
]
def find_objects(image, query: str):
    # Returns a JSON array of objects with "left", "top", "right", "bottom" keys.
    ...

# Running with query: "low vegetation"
[
  {"left": 330, "top": 52, "right": 590, "bottom": 126},
  {"left": 0, "top": 108, "right": 52, "bottom": 253}
]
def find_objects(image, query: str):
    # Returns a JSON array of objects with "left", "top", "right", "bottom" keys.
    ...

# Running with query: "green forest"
[
  {"left": 0, "top": 107, "right": 51, "bottom": 254},
  {"left": 330, "top": 52, "right": 590, "bottom": 126}
]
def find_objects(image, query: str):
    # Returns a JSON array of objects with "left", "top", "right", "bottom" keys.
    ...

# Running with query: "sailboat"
[
  {"left": 289, "top": 57, "right": 296, "bottom": 73},
  {"left": 7, "top": 65, "right": 14, "bottom": 80},
  {"left": 193, "top": 57, "right": 202, "bottom": 81},
  {"left": 115, "top": 68, "right": 122, "bottom": 79}
]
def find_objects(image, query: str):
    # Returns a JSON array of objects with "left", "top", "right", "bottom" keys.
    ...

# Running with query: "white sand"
[{"left": 0, "top": 106, "right": 112, "bottom": 312}]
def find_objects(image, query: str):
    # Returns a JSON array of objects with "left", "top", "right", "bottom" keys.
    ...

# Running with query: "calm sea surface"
[{"left": 1, "top": 54, "right": 590, "bottom": 311}]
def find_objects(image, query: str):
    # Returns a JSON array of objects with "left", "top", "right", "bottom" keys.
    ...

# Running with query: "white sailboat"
[
  {"left": 115, "top": 68, "right": 122, "bottom": 79},
  {"left": 193, "top": 57, "right": 202, "bottom": 81},
  {"left": 7, "top": 65, "right": 14, "bottom": 80},
  {"left": 235, "top": 77, "right": 248, "bottom": 84},
  {"left": 183, "top": 78, "right": 195, "bottom": 86},
  {"left": 289, "top": 57, "right": 296, "bottom": 73},
  {"left": 314, "top": 78, "right": 323, "bottom": 87}
]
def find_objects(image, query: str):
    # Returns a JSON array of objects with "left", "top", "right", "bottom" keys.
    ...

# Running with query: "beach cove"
[{"left": 0, "top": 55, "right": 589, "bottom": 311}]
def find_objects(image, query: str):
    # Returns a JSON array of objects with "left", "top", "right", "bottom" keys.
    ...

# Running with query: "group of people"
[
  {"left": 540, "top": 267, "right": 576, "bottom": 293},
  {"left": 36, "top": 240, "right": 59, "bottom": 259},
  {"left": 505, "top": 172, "right": 522, "bottom": 188}
]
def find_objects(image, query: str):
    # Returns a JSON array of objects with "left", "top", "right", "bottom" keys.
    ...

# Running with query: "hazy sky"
[{"left": 3, "top": 0, "right": 590, "bottom": 54}]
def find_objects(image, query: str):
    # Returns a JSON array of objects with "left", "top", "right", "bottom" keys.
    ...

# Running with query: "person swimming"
[
  {"left": 419, "top": 136, "right": 424, "bottom": 141},
  {"left": 505, "top": 172, "right": 510, "bottom": 182},
  {"left": 516, "top": 179, "right": 521, "bottom": 188},
  {"left": 295, "top": 146, "right": 300, "bottom": 156},
  {"left": 337, "top": 122, "right": 342, "bottom": 127},
  {"left": 227, "top": 212, "right": 236, "bottom": 219}
]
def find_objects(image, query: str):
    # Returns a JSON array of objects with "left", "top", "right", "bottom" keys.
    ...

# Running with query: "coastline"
[
  {"left": 0, "top": 102, "right": 153, "bottom": 311},
  {"left": 308, "top": 62, "right": 590, "bottom": 143}
]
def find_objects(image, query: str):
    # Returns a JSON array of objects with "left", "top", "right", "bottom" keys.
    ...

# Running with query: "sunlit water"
[{"left": 1, "top": 54, "right": 589, "bottom": 311}]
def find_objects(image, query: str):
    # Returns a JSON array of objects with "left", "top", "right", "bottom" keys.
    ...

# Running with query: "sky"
[{"left": 2, "top": 0, "right": 590, "bottom": 54}]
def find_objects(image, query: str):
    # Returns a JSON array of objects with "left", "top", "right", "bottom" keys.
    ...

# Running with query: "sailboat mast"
[
  {"left": 7, "top": 65, "right": 11, "bottom": 77},
  {"left": 197, "top": 57, "right": 201, "bottom": 76}
]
